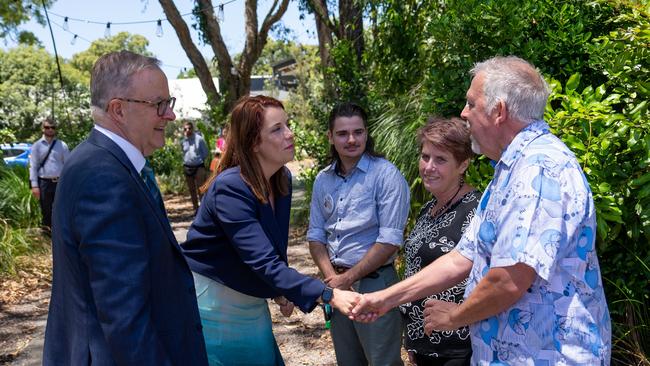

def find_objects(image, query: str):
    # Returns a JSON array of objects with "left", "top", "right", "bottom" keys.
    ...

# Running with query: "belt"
[
  {"left": 39, "top": 177, "right": 59, "bottom": 183},
  {"left": 332, "top": 263, "right": 394, "bottom": 279}
]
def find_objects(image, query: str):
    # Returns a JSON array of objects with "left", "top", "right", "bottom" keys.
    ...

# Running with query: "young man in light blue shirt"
[{"left": 308, "top": 102, "right": 410, "bottom": 366}]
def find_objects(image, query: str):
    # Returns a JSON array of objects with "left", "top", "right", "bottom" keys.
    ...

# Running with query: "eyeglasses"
[
  {"left": 113, "top": 97, "right": 176, "bottom": 117},
  {"left": 183, "top": 127, "right": 193, "bottom": 131},
  {"left": 43, "top": 126, "right": 56, "bottom": 130}
]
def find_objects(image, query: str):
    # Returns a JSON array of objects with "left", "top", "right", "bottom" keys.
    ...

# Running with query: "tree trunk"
[
  {"left": 339, "top": 0, "right": 364, "bottom": 68},
  {"left": 160, "top": 0, "right": 289, "bottom": 113},
  {"left": 313, "top": 0, "right": 335, "bottom": 98},
  {"left": 158, "top": 0, "right": 220, "bottom": 105}
]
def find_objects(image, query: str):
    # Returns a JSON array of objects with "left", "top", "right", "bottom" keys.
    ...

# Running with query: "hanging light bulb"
[
  {"left": 63, "top": 17, "right": 69, "bottom": 31},
  {"left": 25, "top": 4, "right": 32, "bottom": 20},
  {"left": 156, "top": 19, "right": 163, "bottom": 37},
  {"left": 104, "top": 22, "right": 111, "bottom": 38},
  {"left": 70, "top": 34, "right": 78, "bottom": 45},
  {"left": 217, "top": 5, "right": 225, "bottom": 23}
]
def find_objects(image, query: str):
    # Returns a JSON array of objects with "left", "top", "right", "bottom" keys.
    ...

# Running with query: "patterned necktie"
[{"left": 140, "top": 160, "right": 165, "bottom": 211}]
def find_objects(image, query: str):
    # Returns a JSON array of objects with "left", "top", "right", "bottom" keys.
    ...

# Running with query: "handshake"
[{"left": 274, "top": 289, "right": 462, "bottom": 334}]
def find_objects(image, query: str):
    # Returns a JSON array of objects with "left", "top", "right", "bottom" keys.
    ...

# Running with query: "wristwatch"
[{"left": 321, "top": 286, "right": 334, "bottom": 304}]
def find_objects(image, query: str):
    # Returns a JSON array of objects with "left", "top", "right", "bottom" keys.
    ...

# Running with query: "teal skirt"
[{"left": 193, "top": 272, "right": 285, "bottom": 366}]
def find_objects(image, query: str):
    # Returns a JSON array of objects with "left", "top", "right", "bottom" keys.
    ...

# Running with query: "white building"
[{"left": 168, "top": 76, "right": 289, "bottom": 120}]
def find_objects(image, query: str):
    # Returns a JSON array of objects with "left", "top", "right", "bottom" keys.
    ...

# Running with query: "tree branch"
[
  {"left": 306, "top": 0, "right": 339, "bottom": 38},
  {"left": 196, "top": 0, "right": 234, "bottom": 78},
  {"left": 158, "top": 0, "right": 219, "bottom": 103}
]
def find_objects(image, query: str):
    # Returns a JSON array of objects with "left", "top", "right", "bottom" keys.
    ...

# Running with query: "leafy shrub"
[
  {"left": 0, "top": 165, "right": 40, "bottom": 227},
  {"left": 0, "top": 165, "right": 41, "bottom": 274},
  {"left": 150, "top": 137, "right": 186, "bottom": 194}
]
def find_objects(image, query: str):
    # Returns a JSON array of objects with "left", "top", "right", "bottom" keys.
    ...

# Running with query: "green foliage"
[
  {"left": 149, "top": 134, "right": 186, "bottom": 195},
  {"left": 0, "top": 218, "right": 30, "bottom": 274},
  {"left": 70, "top": 32, "right": 152, "bottom": 77},
  {"left": 327, "top": 40, "right": 367, "bottom": 106},
  {"left": 0, "top": 165, "right": 41, "bottom": 274},
  {"left": 0, "top": 165, "right": 40, "bottom": 228},
  {"left": 0, "top": 45, "right": 92, "bottom": 147},
  {"left": 0, "top": 0, "right": 54, "bottom": 42},
  {"left": 366, "top": 0, "right": 623, "bottom": 118}
]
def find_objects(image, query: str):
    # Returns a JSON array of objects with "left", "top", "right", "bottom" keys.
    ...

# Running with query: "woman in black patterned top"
[{"left": 400, "top": 117, "right": 480, "bottom": 366}]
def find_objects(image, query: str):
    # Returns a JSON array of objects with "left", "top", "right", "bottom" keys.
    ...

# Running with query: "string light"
[
  {"left": 70, "top": 34, "right": 77, "bottom": 45},
  {"left": 217, "top": 5, "right": 225, "bottom": 22},
  {"left": 104, "top": 22, "right": 111, "bottom": 37},
  {"left": 156, "top": 19, "right": 163, "bottom": 37},
  {"left": 25, "top": 4, "right": 32, "bottom": 20},
  {"left": 63, "top": 16, "right": 69, "bottom": 31}
]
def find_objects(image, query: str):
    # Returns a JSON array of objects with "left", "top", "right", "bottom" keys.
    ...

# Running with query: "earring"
[{"left": 459, "top": 176, "right": 465, "bottom": 187}]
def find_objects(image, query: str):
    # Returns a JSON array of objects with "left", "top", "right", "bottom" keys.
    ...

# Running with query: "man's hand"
[
  {"left": 330, "top": 289, "right": 361, "bottom": 317},
  {"left": 31, "top": 187, "right": 40, "bottom": 199},
  {"left": 325, "top": 273, "right": 353, "bottom": 291},
  {"left": 273, "top": 296, "right": 294, "bottom": 317},
  {"left": 350, "top": 291, "right": 391, "bottom": 323},
  {"left": 423, "top": 300, "right": 460, "bottom": 334}
]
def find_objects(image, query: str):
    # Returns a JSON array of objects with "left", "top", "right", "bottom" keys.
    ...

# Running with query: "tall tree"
[
  {"left": 70, "top": 32, "right": 152, "bottom": 76},
  {"left": 301, "top": 0, "right": 366, "bottom": 101},
  {"left": 159, "top": 0, "right": 290, "bottom": 112},
  {"left": 0, "top": 0, "right": 54, "bottom": 44}
]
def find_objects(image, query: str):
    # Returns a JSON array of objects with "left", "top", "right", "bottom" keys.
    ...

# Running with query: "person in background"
[
  {"left": 209, "top": 147, "right": 222, "bottom": 172},
  {"left": 353, "top": 56, "right": 611, "bottom": 365},
  {"left": 216, "top": 124, "right": 228, "bottom": 152},
  {"left": 307, "top": 102, "right": 410, "bottom": 366},
  {"left": 400, "top": 117, "right": 479, "bottom": 366},
  {"left": 181, "top": 121, "right": 209, "bottom": 212},
  {"left": 182, "top": 95, "right": 360, "bottom": 365},
  {"left": 208, "top": 125, "right": 228, "bottom": 173},
  {"left": 43, "top": 50, "right": 207, "bottom": 365},
  {"left": 29, "top": 117, "right": 70, "bottom": 235}
]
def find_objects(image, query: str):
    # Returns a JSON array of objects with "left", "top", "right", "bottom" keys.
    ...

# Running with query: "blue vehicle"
[{"left": 1, "top": 143, "right": 32, "bottom": 167}]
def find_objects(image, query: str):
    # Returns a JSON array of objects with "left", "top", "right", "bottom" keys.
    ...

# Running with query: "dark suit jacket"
[
  {"left": 182, "top": 167, "right": 325, "bottom": 313},
  {"left": 43, "top": 129, "right": 208, "bottom": 366}
]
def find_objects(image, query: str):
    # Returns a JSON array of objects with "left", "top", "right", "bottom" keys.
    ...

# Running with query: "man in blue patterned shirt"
[
  {"left": 352, "top": 56, "right": 611, "bottom": 365},
  {"left": 308, "top": 102, "right": 410, "bottom": 366}
]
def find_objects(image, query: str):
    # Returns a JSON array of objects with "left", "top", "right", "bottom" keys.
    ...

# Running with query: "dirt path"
[{"left": 0, "top": 190, "right": 338, "bottom": 365}]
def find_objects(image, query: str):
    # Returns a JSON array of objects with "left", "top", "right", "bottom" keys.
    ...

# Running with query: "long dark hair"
[
  {"left": 201, "top": 95, "right": 288, "bottom": 204},
  {"left": 327, "top": 102, "right": 383, "bottom": 166}
]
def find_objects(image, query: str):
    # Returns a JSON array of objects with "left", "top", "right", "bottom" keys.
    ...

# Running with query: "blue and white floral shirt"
[{"left": 455, "top": 121, "right": 611, "bottom": 365}]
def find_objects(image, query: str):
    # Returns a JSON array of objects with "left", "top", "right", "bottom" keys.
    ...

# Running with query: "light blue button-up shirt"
[
  {"left": 456, "top": 121, "right": 611, "bottom": 365},
  {"left": 307, "top": 154, "right": 410, "bottom": 267},
  {"left": 181, "top": 133, "right": 209, "bottom": 166}
]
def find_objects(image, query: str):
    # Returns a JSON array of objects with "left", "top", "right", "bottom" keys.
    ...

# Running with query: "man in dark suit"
[{"left": 43, "top": 51, "right": 208, "bottom": 365}]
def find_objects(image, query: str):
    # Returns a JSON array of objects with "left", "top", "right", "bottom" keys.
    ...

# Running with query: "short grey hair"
[
  {"left": 90, "top": 50, "right": 161, "bottom": 110},
  {"left": 470, "top": 56, "right": 550, "bottom": 124}
]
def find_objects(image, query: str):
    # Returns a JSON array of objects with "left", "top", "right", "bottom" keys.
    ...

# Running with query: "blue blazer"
[
  {"left": 43, "top": 130, "right": 208, "bottom": 366},
  {"left": 182, "top": 167, "right": 325, "bottom": 313}
]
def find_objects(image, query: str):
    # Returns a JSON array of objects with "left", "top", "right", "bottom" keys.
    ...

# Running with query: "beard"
[{"left": 470, "top": 135, "right": 482, "bottom": 155}]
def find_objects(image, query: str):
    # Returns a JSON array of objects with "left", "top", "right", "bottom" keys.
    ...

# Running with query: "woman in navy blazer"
[{"left": 182, "top": 96, "right": 359, "bottom": 365}]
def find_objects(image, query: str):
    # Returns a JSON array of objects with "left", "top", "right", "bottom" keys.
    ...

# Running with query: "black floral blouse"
[{"left": 399, "top": 190, "right": 480, "bottom": 358}]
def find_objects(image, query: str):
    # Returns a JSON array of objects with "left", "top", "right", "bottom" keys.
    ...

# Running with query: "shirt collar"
[
  {"left": 497, "top": 120, "right": 550, "bottom": 168},
  {"left": 93, "top": 125, "right": 146, "bottom": 172},
  {"left": 325, "top": 153, "right": 371, "bottom": 175}
]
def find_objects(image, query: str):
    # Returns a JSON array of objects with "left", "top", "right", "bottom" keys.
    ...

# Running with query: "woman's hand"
[{"left": 273, "top": 296, "right": 294, "bottom": 317}]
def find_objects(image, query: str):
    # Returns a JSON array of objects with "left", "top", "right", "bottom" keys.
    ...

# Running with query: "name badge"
[{"left": 323, "top": 194, "right": 334, "bottom": 216}]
